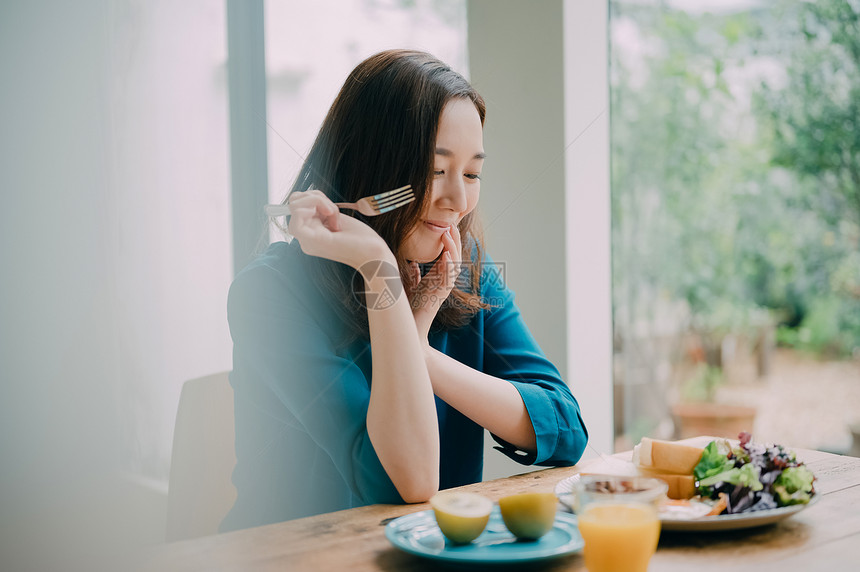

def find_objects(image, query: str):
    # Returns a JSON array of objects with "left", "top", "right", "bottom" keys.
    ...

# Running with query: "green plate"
[{"left": 385, "top": 506, "right": 583, "bottom": 564}]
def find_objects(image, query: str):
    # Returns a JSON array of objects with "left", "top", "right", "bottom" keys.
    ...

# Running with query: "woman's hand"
[
  {"left": 287, "top": 190, "right": 394, "bottom": 269},
  {"left": 407, "top": 224, "right": 462, "bottom": 344}
]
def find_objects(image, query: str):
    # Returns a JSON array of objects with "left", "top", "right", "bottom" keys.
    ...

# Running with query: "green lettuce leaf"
[
  {"left": 699, "top": 463, "right": 763, "bottom": 492},
  {"left": 773, "top": 466, "right": 815, "bottom": 506},
  {"left": 693, "top": 439, "right": 734, "bottom": 481}
]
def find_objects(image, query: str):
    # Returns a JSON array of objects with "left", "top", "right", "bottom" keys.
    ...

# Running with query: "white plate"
[{"left": 554, "top": 473, "right": 819, "bottom": 532}]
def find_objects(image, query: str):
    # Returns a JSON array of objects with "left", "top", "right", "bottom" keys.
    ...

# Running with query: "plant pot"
[{"left": 671, "top": 403, "right": 757, "bottom": 440}]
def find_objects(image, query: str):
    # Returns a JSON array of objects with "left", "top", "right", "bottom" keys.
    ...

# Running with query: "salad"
[{"left": 693, "top": 432, "right": 816, "bottom": 515}]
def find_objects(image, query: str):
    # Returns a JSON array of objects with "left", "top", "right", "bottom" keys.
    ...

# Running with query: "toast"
[
  {"left": 637, "top": 470, "right": 696, "bottom": 500},
  {"left": 632, "top": 437, "right": 705, "bottom": 475}
]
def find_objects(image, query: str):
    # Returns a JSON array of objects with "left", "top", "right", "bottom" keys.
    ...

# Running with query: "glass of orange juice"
[{"left": 572, "top": 475, "right": 667, "bottom": 572}]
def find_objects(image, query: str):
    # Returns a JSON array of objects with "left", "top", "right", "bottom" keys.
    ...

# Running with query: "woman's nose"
[{"left": 434, "top": 175, "right": 467, "bottom": 212}]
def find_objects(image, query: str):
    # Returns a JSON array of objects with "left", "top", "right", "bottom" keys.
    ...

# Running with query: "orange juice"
[{"left": 577, "top": 503, "right": 660, "bottom": 572}]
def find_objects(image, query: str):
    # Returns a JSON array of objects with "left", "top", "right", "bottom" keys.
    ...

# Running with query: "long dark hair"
[{"left": 285, "top": 49, "right": 490, "bottom": 345}]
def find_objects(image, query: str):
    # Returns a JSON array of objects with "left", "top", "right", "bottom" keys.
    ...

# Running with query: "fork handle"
[
  {"left": 265, "top": 204, "right": 292, "bottom": 217},
  {"left": 266, "top": 202, "right": 358, "bottom": 217}
]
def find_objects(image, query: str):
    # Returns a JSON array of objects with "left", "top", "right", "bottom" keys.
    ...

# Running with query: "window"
[
  {"left": 108, "top": 0, "right": 233, "bottom": 483},
  {"left": 610, "top": 0, "right": 860, "bottom": 452},
  {"left": 264, "top": 0, "right": 469, "bottom": 209}
]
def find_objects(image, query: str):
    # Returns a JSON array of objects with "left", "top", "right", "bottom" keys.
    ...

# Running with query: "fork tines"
[{"left": 371, "top": 184, "right": 414, "bottom": 213}]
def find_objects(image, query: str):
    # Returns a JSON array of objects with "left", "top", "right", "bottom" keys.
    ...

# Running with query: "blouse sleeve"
[
  {"left": 227, "top": 261, "right": 403, "bottom": 505},
  {"left": 478, "top": 256, "right": 589, "bottom": 467}
]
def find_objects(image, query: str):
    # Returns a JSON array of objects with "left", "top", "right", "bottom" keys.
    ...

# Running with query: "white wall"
[
  {"left": 2, "top": 2, "right": 127, "bottom": 568},
  {"left": 563, "top": 0, "right": 614, "bottom": 455},
  {"left": 468, "top": 0, "right": 613, "bottom": 480},
  {"left": 468, "top": 0, "right": 567, "bottom": 480}
]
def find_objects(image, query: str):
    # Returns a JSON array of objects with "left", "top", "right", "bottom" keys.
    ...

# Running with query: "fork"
[{"left": 264, "top": 184, "right": 414, "bottom": 218}]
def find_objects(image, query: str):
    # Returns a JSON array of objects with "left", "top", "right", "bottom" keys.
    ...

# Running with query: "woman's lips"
[{"left": 423, "top": 220, "right": 452, "bottom": 233}]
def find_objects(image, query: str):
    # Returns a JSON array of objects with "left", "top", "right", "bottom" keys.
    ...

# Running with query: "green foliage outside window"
[{"left": 611, "top": 0, "right": 860, "bottom": 359}]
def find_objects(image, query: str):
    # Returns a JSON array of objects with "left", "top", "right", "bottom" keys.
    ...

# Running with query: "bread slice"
[
  {"left": 638, "top": 470, "right": 696, "bottom": 500},
  {"left": 632, "top": 437, "right": 704, "bottom": 475}
]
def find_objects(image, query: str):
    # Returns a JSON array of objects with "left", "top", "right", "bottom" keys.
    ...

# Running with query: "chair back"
[{"left": 166, "top": 371, "right": 237, "bottom": 541}]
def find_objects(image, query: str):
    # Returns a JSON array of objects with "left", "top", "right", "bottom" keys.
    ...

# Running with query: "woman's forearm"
[
  {"left": 363, "top": 264, "right": 440, "bottom": 503},
  {"left": 425, "top": 347, "right": 537, "bottom": 452}
]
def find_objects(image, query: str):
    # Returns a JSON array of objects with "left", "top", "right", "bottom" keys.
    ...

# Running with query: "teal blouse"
[{"left": 220, "top": 240, "right": 588, "bottom": 532}]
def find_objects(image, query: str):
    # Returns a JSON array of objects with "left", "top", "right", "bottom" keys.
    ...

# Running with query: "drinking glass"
[{"left": 572, "top": 474, "right": 667, "bottom": 572}]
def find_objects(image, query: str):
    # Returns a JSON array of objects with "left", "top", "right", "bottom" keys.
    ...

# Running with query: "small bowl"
[{"left": 569, "top": 474, "right": 669, "bottom": 513}]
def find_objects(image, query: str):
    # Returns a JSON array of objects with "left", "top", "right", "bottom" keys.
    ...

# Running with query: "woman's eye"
[
  {"left": 465, "top": 173, "right": 481, "bottom": 180},
  {"left": 434, "top": 170, "right": 445, "bottom": 176}
]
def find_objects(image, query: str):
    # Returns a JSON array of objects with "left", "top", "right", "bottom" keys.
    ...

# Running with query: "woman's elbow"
[{"left": 397, "top": 476, "right": 439, "bottom": 504}]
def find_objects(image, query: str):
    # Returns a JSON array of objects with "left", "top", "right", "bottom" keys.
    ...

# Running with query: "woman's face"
[{"left": 401, "top": 97, "right": 485, "bottom": 263}]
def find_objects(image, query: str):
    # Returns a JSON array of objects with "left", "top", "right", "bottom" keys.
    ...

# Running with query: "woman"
[{"left": 221, "top": 49, "right": 588, "bottom": 532}]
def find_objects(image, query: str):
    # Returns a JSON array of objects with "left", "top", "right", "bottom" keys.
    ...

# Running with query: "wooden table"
[{"left": 139, "top": 443, "right": 860, "bottom": 571}]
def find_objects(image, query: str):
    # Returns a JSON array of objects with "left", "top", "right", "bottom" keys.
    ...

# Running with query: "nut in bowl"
[
  {"left": 570, "top": 474, "right": 669, "bottom": 514},
  {"left": 497, "top": 492, "right": 558, "bottom": 541}
]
